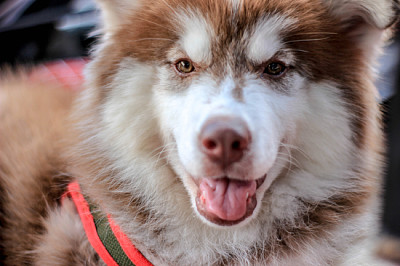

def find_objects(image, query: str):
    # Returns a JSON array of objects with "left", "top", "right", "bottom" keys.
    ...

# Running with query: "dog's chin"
[{"left": 191, "top": 175, "right": 267, "bottom": 227}]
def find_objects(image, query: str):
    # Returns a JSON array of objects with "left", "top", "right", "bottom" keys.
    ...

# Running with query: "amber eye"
[
  {"left": 176, "top": 59, "right": 195, "bottom": 74},
  {"left": 263, "top": 62, "right": 287, "bottom": 77}
]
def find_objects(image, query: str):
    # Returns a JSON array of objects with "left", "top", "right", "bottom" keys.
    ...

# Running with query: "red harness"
[{"left": 64, "top": 182, "right": 153, "bottom": 266}]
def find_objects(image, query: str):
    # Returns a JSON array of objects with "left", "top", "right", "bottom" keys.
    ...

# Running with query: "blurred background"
[
  {"left": 0, "top": 0, "right": 399, "bottom": 263},
  {"left": 0, "top": 0, "right": 96, "bottom": 64}
]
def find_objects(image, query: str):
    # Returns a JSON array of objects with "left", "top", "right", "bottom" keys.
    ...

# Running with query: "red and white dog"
[{"left": 0, "top": 0, "right": 397, "bottom": 265}]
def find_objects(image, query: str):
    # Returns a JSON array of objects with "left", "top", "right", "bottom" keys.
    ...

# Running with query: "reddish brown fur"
[
  {"left": 34, "top": 199, "right": 103, "bottom": 265},
  {"left": 0, "top": 76, "right": 75, "bottom": 264}
]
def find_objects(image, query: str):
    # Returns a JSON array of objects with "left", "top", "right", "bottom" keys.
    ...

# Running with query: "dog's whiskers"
[
  {"left": 284, "top": 37, "right": 331, "bottom": 44},
  {"left": 290, "top": 32, "right": 337, "bottom": 36},
  {"left": 281, "top": 48, "right": 309, "bottom": 53},
  {"left": 280, "top": 143, "right": 311, "bottom": 161},
  {"left": 135, "top": 17, "right": 172, "bottom": 31},
  {"left": 129, "top": 38, "right": 175, "bottom": 43},
  {"left": 149, "top": 143, "right": 176, "bottom": 158}
]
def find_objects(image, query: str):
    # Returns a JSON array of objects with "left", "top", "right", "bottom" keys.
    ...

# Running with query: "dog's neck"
[{"left": 65, "top": 182, "right": 153, "bottom": 266}]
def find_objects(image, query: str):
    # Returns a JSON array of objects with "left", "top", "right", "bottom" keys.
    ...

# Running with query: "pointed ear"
[
  {"left": 323, "top": 0, "right": 398, "bottom": 60},
  {"left": 95, "top": 0, "right": 142, "bottom": 33}
]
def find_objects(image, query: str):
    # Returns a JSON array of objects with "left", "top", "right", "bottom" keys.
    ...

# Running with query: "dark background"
[
  {"left": 0, "top": 0, "right": 399, "bottom": 258},
  {"left": 0, "top": 0, "right": 96, "bottom": 65}
]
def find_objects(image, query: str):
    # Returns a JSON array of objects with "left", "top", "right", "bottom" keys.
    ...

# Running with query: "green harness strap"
[{"left": 90, "top": 203, "right": 136, "bottom": 266}]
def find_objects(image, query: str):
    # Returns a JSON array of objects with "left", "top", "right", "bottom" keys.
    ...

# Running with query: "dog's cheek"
[
  {"left": 99, "top": 59, "right": 160, "bottom": 158},
  {"left": 240, "top": 79, "right": 302, "bottom": 178},
  {"left": 173, "top": 88, "right": 212, "bottom": 177},
  {"left": 152, "top": 79, "right": 204, "bottom": 177}
]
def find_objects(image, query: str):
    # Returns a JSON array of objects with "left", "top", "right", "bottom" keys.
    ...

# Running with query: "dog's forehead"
[
  {"left": 245, "top": 15, "right": 296, "bottom": 64},
  {"left": 175, "top": 7, "right": 295, "bottom": 65},
  {"left": 113, "top": 0, "right": 344, "bottom": 82},
  {"left": 176, "top": 1, "right": 302, "bottom": 61}
]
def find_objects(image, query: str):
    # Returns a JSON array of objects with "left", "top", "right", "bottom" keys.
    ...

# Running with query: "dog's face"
[
  {"left": 154, "top": 9, "right": 307, "bottom": 226},
  {"left": 84, "top": 0, "right": 394, "bottom": 228}
]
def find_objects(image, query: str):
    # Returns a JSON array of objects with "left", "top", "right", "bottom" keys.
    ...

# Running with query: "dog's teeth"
[
  {"left": 246, "top": 192, "right": 253, "bottom": 204},
  {"left": 200, "top": 193, "right": 206, "bottom": 204}
]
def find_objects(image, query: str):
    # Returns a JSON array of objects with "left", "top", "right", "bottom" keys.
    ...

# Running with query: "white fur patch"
[
  {"left": 96, "top": 58, "right": 162, "bottom": 178},
  {"left": 270, "top": 82, "right": 357, "bottom": 213},
  {"left": 176, "top": 10, "right": 213, "bottom": 63},
  {"left": 246, "top": 15, "right": 296, "bottom": 64}
]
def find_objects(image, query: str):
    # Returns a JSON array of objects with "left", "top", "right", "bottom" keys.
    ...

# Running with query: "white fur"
[
  {"left": 246, "top": 15, "right": 296, "bottom": 64},
  {"left": 177, "top": 9, "right": 214, "bottom": 64},
  {"left": 268, "top": 82, "right": 358, "bottom": 221}
]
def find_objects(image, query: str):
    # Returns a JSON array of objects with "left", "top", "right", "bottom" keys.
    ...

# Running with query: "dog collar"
[{"left": 64, "top": 182, "right": 153, "bottom": 266}]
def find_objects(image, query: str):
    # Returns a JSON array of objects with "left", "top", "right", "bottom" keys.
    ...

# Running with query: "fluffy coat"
[{"left": 0, "top": 0, "right": 397, "bottom": 265}]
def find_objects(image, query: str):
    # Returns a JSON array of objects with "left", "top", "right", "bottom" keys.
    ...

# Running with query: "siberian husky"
[{"left": 0, "top": 0, "right": 397, "bottom": 265}]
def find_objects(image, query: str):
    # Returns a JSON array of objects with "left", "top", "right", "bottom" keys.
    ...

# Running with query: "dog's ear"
[
  {"left": 322, "top": 0, "right": 398, "bottom": 60},
  {"left": 323, "top": 0, "right": 398, "bottom": 30},
  {"left": 95, "top": 0, "right": 142, "bottom": 33}
]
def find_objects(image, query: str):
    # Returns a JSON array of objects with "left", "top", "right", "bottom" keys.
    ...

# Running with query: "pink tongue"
[{"left": 199, "top": 178, "right": 257, "bottom": 221}]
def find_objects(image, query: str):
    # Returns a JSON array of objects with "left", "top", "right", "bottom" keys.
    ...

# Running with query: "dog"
[{"left": 0, "top": 0, "right": 397, "bottom": 265}]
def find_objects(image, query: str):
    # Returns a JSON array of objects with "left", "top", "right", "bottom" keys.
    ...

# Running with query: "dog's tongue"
[{"left": 199, "top": 178, "right": 257, "bottom": 221}]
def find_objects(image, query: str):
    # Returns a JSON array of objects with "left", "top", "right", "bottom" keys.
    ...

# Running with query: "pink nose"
[{"left": 199, "top": 117, "right": 250, "bottom": 168}]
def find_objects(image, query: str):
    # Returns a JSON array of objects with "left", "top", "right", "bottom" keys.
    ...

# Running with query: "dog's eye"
[
  {"left": 176, "top": 60, "right": 195, "bottom": 74},
  {"left": 263, "top": 62, "right": 287, "bottom": 77}
]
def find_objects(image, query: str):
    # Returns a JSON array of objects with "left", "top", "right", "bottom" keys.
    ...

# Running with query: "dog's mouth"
[{"left": 194, "top": 175, "right": 266, "bottom": 226}]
